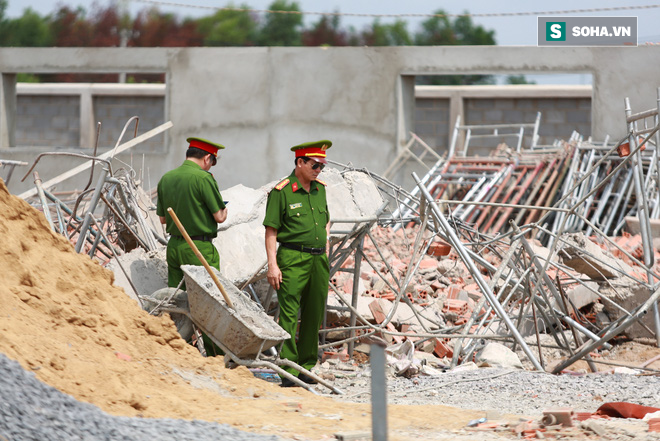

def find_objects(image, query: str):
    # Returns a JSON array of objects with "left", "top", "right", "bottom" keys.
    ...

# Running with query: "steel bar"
[
  {"left": 347, "top": 233, "right": 366, "bottom": 357},
  {"left": 19, "top": 121, "right": 173, "bottom": 200},
  {"left": 551, "top": 284, "right": 660, "bottom": 374},
  {"left": 75, "top": 168, "right": 110, "bottom": 253},
  {"left": 413, "top": 172, "right": 543, "bottom": 371},
  {"left": 33, "top": 171, "right": 55, "bottom": 232}
]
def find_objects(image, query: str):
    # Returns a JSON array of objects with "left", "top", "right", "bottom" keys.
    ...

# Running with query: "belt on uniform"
[
  {"left": 188, "top": 234, "right": 214, "bottom": 242},
  {"left": 279, "top": 242, "right": 326, "bottom": 255}
]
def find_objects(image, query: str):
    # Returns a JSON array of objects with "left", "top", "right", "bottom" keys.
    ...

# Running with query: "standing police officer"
[
  {"left": 157, "top": 137, "right": 228, "bottom": 288},
  {"left": 263, "top": 140, "right": 331, "bottom": 387},
  {"left": 157, "top": 137, "right": 228, "bottom": 356}
]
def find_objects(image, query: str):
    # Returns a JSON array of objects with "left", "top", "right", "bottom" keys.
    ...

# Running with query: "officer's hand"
[{"left": 267, "top": 264, "right": 282, "bottom": 291}]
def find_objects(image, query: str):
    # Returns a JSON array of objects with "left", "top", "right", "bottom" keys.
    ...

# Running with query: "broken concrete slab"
[
  {"left": 624, "top": 216, "right": 660, "bottom": 238},
  {"left": 475, "top": 342, "right": 523, "bottom": 369},
  {"left": 559, "top": 232, "right": 634, "bottom": 280},
  {"left": 213, "top": 167, "right": 385, "bottom": 288},
  {"left": 106, "top": 247, "right": 168, "bottom": 302},
  {"left": 565, "top": 282, "right": 600, "bottom": 314},
  {"left": 598, "top": 279, "right": 656, "bottom": 339}
]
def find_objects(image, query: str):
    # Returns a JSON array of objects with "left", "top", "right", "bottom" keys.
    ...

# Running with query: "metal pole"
[
  {"left": 33, "top": 171, "right": 55, "bottom": 232},
  {"left": 348, "top": 233, "right": 365, "bottom": 357},
  {"left": 551, "top": 285, "right": 660, "bottom": 374},
  {"left": 370, "top": 341, "right": 388, "bottom": 441},
  {"left": 413, "top": 172, "right": 544, "bottom": 371},
  {"left": 75, "top": 168, "right": 109, "bottom": 253}
]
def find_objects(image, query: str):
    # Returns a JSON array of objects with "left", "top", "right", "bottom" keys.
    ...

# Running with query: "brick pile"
[{"left": 324, "top": 223, "right": 659, "bottom": 365}]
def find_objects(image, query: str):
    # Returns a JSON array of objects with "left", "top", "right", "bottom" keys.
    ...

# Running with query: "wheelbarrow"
[
  {"left": 181, "top": 264, "right": 288, "bottom": 358},
  {"left": 162, "top": 264, "right": 343, "bottom": 394}
]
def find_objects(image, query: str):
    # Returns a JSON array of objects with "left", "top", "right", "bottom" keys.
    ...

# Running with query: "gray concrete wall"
[
  {"left": 414, "top": 85, "right": 592, "bottom": 153},
  {"left": 0, "top": 46, "right": 658, "bottom": 196}
]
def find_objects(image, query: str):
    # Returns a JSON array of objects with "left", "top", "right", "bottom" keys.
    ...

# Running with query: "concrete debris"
[
  {"left": 475, "top": 343, "right": 523, "bottom": 369},
  {"left": 18, "top": 108, "right": 660, "bottom": 395},
  {"left": 559, "top": 232, "right": 634, "bottom": 279}
]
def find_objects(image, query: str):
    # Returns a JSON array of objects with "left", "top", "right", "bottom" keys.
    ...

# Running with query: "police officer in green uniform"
[
  {"left": 263, "top": 140, "right": 331, "bottom": 387},
  {"left": 157, "top": 137, "right": 228, "bottom": 355}
]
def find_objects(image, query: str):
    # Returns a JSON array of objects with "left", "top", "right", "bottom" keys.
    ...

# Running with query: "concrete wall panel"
[{"left": 1, "top": 46, "right": 659, "bottom": 197}]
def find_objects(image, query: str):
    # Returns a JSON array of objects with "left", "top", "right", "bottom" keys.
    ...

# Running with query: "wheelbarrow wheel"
[{"left": 142, "top": 287, "right": 195, "bottom": 343}]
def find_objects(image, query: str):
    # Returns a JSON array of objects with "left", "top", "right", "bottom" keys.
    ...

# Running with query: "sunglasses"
[{"left": 310, "top": 162, "right": 325, "bottom": 171}]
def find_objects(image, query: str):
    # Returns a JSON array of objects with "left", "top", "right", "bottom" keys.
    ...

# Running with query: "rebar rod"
[{"left": 33, "top": 171, "right": 55, "bottom": 232}]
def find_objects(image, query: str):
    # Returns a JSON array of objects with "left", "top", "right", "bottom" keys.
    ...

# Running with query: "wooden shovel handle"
[{"left": 167, "top": 207, "right": 234, "bottom": 310}]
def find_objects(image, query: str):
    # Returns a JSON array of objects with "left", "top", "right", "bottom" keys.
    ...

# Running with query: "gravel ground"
[
  {"left": 3, "top": 349, "right": 660, "bottom": 441},
  {"left": 0, "top": 354, "right": 280, "bottom": 441},
  {"left": 321, "top": 364, "right": 660, "bottom": 415},
  {"left": 312, "top": 361, "right": 660, "bottom": 440}
]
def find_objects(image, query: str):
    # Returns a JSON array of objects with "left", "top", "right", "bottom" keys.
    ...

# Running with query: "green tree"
[
  {"left": 257, "top": 0, "right": 302, "bottom": 46},
  {"left": 361, "top": 19, "right": 411, "bottom": 46},
  {"left": 415, "top": 10, "right": 496, "bottom": 85},
  {"left": 0, "top": 7, "right": 52, "bottom": 47},
  {"left": 196, "top": 4, "right": 257, "bottom": 46}
]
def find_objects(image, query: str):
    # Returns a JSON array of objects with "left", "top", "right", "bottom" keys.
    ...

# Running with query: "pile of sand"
[{"left": 0, "top": 180, "right": 477, "bottom": 440}]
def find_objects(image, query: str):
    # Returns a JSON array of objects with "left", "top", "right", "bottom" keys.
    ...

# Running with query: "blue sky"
[{"left": 6, "top": 0, "right": 660, "bottom": 84}]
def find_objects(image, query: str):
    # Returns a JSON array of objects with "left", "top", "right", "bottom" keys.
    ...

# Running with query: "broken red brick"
[
  {"left": 430, "top": 280, "right": 443, "bottom": 291},
  {"left": 419, "top": 258, "right": 438, "bottom": 269},
  {"left": 433, "top": 338, "right": 453, "bottom": 358},
  {"left": 427, "top": 240, "right": 451, "bottom": 257},
  {"left": 442, "top": 298, "right": 469, "bottom": 316},
  {"left": 369, "top": 300, "right": 387, "bottom": 324},
  {"left": 446, "top": 284, "right": 463, "bottom": 300},
  {"left": 322, "top": 350, "right": 349, "bottom": 363}
]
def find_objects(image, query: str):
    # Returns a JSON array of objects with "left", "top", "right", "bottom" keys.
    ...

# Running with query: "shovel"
[{"left": 167, "top": 207, "right": 234, "bottom": 310}]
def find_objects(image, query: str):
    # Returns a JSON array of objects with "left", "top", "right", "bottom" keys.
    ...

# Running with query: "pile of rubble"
[
  {"left": 14, "top": 104, "right": 660, "bottom": 377},
  {"left": 8, "top": 90, "right": 660, "bottom": 436}
]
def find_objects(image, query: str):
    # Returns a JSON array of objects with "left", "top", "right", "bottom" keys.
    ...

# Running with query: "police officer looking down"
[
  {"left": 263, "top": 140, "right": 331, "bottom": 387},
  {"left": 156, "top": 137, "right": 228, "bottom": 355}
]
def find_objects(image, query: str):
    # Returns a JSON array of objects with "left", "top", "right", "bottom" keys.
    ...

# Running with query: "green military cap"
[
  {"left": 187, "top": 137, "right": 225, "bottom": 157},
  {"left": 291, "top": 140, "right": 332, "bottom": 163}
]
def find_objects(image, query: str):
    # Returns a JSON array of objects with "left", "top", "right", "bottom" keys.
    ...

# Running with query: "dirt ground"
[
  {"left": 0, "top": 180, "right": 489, "bottom": 440},
  {"left": 1, "top": 179, "right": 658, "bottom": 441}
]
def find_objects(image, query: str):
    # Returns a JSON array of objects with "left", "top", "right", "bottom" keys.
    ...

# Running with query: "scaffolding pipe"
[{"left": 413, "top": 172, "right": 543, "bottom": 371}]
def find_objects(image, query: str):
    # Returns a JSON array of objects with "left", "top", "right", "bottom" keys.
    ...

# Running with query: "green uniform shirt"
[
  {"left": 156, "top": 160, "right": 226, "bottom": 237},
  {"left": 263, "top": 172, "right": 329, "bottom": 248}
]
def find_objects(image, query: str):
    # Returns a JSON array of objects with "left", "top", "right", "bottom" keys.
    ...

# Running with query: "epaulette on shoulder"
[
  {"left": 274, "top": 178, "right": 290, "bottom": 191},
  {"left": 316, "top": 179, "right": 327, "bottom": 186}
]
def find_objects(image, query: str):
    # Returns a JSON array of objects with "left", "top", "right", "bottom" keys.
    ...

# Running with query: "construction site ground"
[{"left": 2, "top": 180, "right": 660, "bottom": 440}]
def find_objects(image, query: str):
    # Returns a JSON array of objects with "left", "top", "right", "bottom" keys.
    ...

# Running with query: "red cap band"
[
  {"left": 294, "top": 147, "right": 327, "bottom": 159},
  {"left": 189, "top": 139, "right": 218, "bottom": 156}
]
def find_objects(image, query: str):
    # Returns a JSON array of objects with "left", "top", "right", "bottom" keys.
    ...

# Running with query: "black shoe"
[
  {"left": 280, "top": 377, "right": 299, "bottom": 387},
  {"left": 299, "top": 373, "right": 318, "bottom": 385}
]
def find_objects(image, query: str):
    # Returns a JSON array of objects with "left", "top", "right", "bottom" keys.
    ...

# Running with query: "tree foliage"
[
  {"left": 361, "top": 19, "right": 411, "bottom": 46},
  {"left": 196, "top": 4, "right": 257, "bottom": 46},
  {"left": 257, "top": 0, "right": 303, "bottom": 46},
  {"left": 414, "top": 9, "right": 497, "bottom": 85},
  {"left": 0, "top": 1, "right": 530, "bottom": 85},
  {"left": 302, "top": 14, "right": 349, "bottom": 47},
  {"left": 1, "top": 7, "right": 52, "bottom": 46}
]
